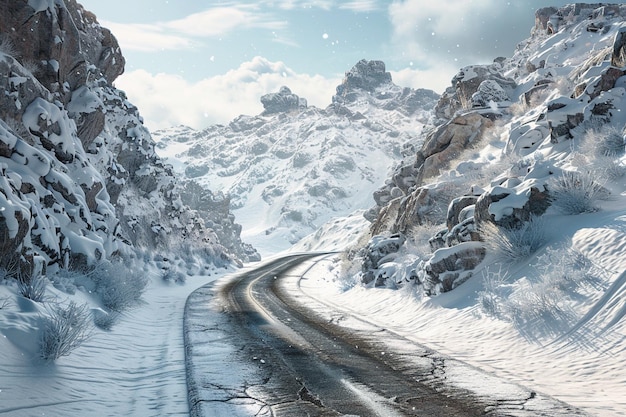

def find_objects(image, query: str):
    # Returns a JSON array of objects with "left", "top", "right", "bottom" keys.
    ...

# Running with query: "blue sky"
[{"left": 78, "top": 0, "right": 574, "bottom": 130}]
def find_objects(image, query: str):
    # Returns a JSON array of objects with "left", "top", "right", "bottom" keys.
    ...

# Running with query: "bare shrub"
[
  {"left": 477, "top": 244, "right": 608, "bottom": 340},
  {"left": 40, "top": 302, "right": 92, "bottom": 361},
  {"left": 16, "top": 266, "right": 47, "bottom": 302},
  {"left": 161, "top": 269, "right": 186, "bottom": 285},
  {"left": 477, "top": 267, "right": 512, "bottom": 319},
  {"left": 548, "top": 170, "right": 609, "bottom": 214},
  {"left": 581, "top": 125, "right": 625, "bottom": 158},
  {"left": 480, "top": 217, "right": 547, "bottom": 265},
  {"left": 575, "top": 126, "right": 626, "bottom": 181},
  {"left": 0, "top": 34, "right": 19, "bottom": 58},
  {"left": 90, "top": 260, "right": 148, "bottom": 312}
]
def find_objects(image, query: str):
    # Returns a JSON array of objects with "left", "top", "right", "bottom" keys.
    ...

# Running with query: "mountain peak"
[
  {"left": 335, "top": 59, "right": 393, "bottom": 99},
  {"left": 260, "top": 86, "right": 307, "bottom": 115}
]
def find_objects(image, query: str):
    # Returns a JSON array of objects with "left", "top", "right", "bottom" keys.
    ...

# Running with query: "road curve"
[{"left": 184, "top": 253, "right": 588, "bottom": 417}]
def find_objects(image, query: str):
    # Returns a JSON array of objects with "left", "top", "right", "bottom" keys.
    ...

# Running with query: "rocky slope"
[
  {"left": 155, "top": 60, "right": 438, "bottom": 253},
  {"left": 0, "top": 0, "right": 257, "bottom": 282},
  {"left": 353, "top": 3, "right": 626, "bottom": 294}
]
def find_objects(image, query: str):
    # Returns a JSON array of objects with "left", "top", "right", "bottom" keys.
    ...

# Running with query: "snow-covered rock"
[
  {"left": 260, "top": 86, "right": 307, "bottom": 115},
  {"left": 0, "top": 0, "right": 255, "bottom": 275}
]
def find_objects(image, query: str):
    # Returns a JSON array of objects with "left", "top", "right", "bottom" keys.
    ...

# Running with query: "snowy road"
[{"left": 184, "top": 254, "right": 588, "bottom": 416}]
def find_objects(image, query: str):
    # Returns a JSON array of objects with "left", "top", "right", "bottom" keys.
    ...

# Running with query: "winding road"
[{"left": 184, "top": 253, "right": 588, "bottom": 416}]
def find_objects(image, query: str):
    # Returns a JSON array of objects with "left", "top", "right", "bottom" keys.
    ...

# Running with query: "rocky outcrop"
[
  {"left": 332, "top": 59, "right": 439, "bottom": 116},
  {"left": 435, "top": 63, "right": 516, "bottom": 119},
  {"left": 335, "top": 59, "right": 392, "bottom": 100},
  {"left": 417, "top": 112, "right": 494, "bottom": 181},
  {"left": 0, "top": 0, "right": 255, "bottom": 273},
  {"left": 0, "top": 1, "right": 124, "bottom": 107},
  {"left": 261, "top": 86, "right": 307, "bottom": 115}
]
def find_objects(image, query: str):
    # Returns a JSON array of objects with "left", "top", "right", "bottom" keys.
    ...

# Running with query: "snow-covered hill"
[
  {"left": 154, "top": 60, "right": 438, "bottom": 254},
  {"left": 0, "top": 0, "right": 256, "bottom": 273}
]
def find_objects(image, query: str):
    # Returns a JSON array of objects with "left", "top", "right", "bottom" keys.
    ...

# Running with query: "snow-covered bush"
[
  {"left": 40, "top": 302, "right": 92, "bottom": 361},
  {"left": 480, "top": 216, "right": 546, "bottom": 265},
  {"left": 90, "top": 260, "right": 148, "bottom": 312},
  {"left": 16, "top": 264, "right": 47, "bottom": 302},
  {"left": 502, "top": 278, "right": 577, "bottom": 339},
  {"left": 549, "top": 170, "right": 608, "bottom": 214},
  {"left": 161, "top": 269, "right": 186, "bottom": 285},
  {"left": 50, "top": 269, "right": 80, "bottom": 295},
  {"left": 582, "top": 125, "right": 625, "bottom": 158},
  {"left": 535, "top": 245, "right": 608, "bottom": 293},
  {"left": 576, "top": 126, "right": 626, "bottom": 181}
]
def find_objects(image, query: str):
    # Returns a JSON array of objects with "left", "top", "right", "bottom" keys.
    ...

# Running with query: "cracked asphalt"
[{"left": 184, "top": 254, "right": 589, "bottom": 416}]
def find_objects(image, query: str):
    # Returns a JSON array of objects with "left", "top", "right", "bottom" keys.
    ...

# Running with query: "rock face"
[
  {"left": 261, "top": 86, "right": 307, "bottom": 115},
  {"left": 0, "top": 0, "right": 257, "bottom": 273},
  {"left": 357, "top": 3, "right": 626, "bottom": 295},
  {"left": 333, "top": 59, "right": 439, "bottom": 115},
  {"left": 335, "top": 59, "right": 392, "bottom": 99},
  {"left": 435, "top": 63, "right": 516, "bottom": 119}
]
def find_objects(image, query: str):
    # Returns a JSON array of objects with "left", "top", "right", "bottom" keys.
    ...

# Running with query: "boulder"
[
  {"left": 474, "top": 185, "right": 550, "bottom": 229},
  {"left": 612, "top": 26, "right": 626, "bottom": 67},
  {"left": 360, "top": 234, "right": 405, "bottom": 286},
  {"left": 417, "top": 242, "right": 486, "bottom": 295},
  {"left": 534, "top": 7, "right": 558, "bottom": 32},
  {"left": 417, "top": 112, "right": 494, "bottom": 181},
  {"left": 471, "top": 80, "right": 510, "bottom": 108},
  {"left": 446, "top": 195, "right": 478, "bottom": 230}
]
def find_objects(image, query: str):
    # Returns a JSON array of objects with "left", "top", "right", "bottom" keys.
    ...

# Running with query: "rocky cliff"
[
  {"left": 0, "top": 0, "right": 257, "bottom": 278},
  {"left": 357, "top": 3, "right": 626, "bottom": 294}
]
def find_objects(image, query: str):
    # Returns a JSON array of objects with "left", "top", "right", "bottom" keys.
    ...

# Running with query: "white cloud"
[
  {"left": 387, "top": 0, "right": 535, "bottom": 69},
  {"left": 338, "top": 0, "right": 379, "bottom": 12},
  {"left": 390, "top": 67, "right": 453, "bottom": 95},
  {"left": 114, "top": 57, "right": 340, "bottom": 131},
  {"left": 101, "top": 21, "right": 195, "bottom": 52},
  {"left": 102, "top": 5, "right": 287, "bottom": 52},
  {"left": 164, "top": 6, "right": 287, "bottom": 37}
]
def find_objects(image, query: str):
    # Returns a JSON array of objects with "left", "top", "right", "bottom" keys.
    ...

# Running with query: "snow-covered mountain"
[
  {"left": 0, "top": 1, "right": 257, "bottom": 278},
  {"left": 350, "top": 3, "right": 626, "bottom": 294},
  {"left": 154, "top": 60, "right": 438, "bottom": 254}
]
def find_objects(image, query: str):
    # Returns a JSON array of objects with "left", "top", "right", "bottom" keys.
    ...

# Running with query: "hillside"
[{"left": 0, "top": 0, "right": 257, "bottom": 279}]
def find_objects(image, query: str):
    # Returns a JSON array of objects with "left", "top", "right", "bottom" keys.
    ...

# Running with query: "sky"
[{"left": 78, "top": 0, "right": 575, "bottom": 131}]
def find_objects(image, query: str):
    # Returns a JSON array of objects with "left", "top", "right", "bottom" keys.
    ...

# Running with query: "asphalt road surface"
[{"left": 185, "top": 253, "right": 588, "bottom": 416}]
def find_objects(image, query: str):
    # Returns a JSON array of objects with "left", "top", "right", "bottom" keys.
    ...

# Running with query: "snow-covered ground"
[
  {"left": 0, "top": 267, "right": 225, "bottom": 416},
  {"left": 294, "top": 208, "right": 626, "bottom": 416}
]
